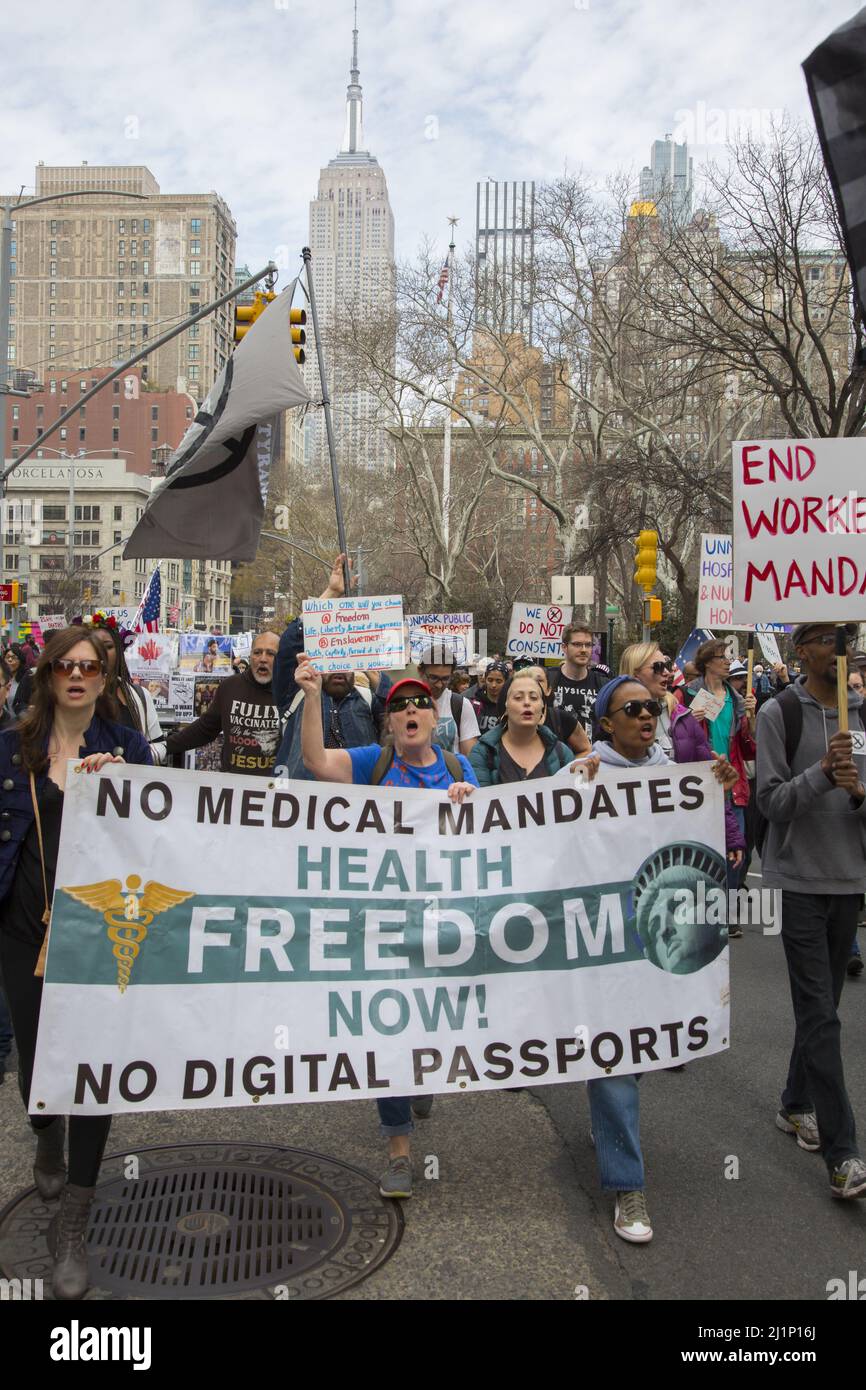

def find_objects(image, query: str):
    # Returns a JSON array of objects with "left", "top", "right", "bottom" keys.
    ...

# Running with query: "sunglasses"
[
  {"left": 389, "top": 695, "right": 434, "bottom": 713},
  {"left": 52, "top": 658, "right": 104, "bottom": 678},
  {"left": 650, "top": 660, "right": 673, "bottom": 674},
  {"left": 608, "top": 698, "right": 663, "bottom": 719}
]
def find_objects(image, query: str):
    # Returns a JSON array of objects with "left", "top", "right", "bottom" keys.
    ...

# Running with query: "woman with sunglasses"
[
  {"left": 295, "top": 654, "right": 477, "bottom": 1202},
  {"left": 582, "top": 675, "right": 740, "bottom": 1245},
  {"left": 0, "top": 626, "right": 152, "bottom": 1300},
  {"left": 618, "top": 643, "right": 745, "bottom": 870}
]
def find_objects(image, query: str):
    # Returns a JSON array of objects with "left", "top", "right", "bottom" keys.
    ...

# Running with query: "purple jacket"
[{"left": 670, "top": 704, "right": 745, "bottom": 852}]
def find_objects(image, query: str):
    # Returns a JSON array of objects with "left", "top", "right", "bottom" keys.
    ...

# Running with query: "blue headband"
[{"left": 594, "top": 674, "right": 644, "bottom": 723}]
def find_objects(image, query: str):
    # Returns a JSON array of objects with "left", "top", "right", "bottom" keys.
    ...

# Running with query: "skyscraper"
[
  {"left": 4, "top": 164, "right": 236, "bottom": 405},
  {"left": 638, "top": 136, "right": 693, "bottom": 225},
  {"left": 475, "top": 180, "right": 535, "bottom": 343},
  {"left": 306, "top": 8, "right": 395, "bottom": 471}
]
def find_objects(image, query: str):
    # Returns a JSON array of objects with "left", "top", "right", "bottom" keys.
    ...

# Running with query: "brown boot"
[
  {"left": 48, "top": 1183, "right": 95, "bottom": 1300},
  {"left": 33, "top": 1117, "right": 66, "bottom": 1201}
]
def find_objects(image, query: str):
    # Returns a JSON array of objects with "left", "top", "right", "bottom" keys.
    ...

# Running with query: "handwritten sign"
[
  {"left": 302, "top": 595, "right": 405, "bottom": 673},
  {"left": 406, "top": 612, "right": 473, "bottom": 665},
  {"left": 732, "top": 439, "right": 866, "bottom": 623},
  {"left": 689, "top": 688, "right": 726, "bottom": 723},
  {"left": 697, "top": 533, "right": 791, "bottom": 635},
  {"left": 506, "top": 603, "right": 574, "bottom": 659}
]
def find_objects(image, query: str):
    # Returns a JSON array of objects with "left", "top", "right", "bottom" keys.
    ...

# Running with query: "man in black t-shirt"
[
  {"left": 166, "top": 632, "right": 282, "bottom": 776},
  {"left": 549, "top": 623, "right": 608, "bottom": 737}
]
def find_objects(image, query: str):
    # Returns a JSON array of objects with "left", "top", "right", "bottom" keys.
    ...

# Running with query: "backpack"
[
  {"left": 370, "top": 744, "right": 464, "bottom": 786},
  {"left": 754, "top": 688, "right": 865, "bottom": 855}
]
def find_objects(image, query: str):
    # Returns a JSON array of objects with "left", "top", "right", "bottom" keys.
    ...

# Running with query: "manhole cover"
[{"left": 0, "top": 1142, "right": 403, "bottom": 1300}]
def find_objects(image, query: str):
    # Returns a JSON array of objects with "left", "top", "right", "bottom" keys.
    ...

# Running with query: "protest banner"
[
  {"left": 178, "top": 633, "right": 233, "bottom": 674},
  {"left": 506, "top": 603, "right": 573, "bottom": 659},
  {"left": 732, "top": 438, "right": 866, "bottom": 623},
  {"left": 697, "top": 533, "right": 791, "bottom": 635},
  {"left": 100, "top": 606, "right": 137, "bottom": 630},
  {"left": 406, "top": 613, "right": 473, "bottom": 665},
  {"left": 40, "top": 613, "right": 67, "bottom": 632},
  {"left": 127, "top": 634, "right": 176, "bottom": 709},
  {"left": 31, "top": 763, "right": 729, "bottom": 1115},
  {"left": 302, "top": 595, "right": 405, "bottom": 673},
  {"left": 232, "top": 632, "right": 253, "bottom": 662}
]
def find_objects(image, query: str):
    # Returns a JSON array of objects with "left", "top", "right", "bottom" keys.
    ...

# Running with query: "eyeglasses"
[
  {"left": 52, "top": 658, "right": 104, "bottom": 678},
  {"left": 807, "top": 633, "right": 856, "bottom": 648},
  {"left": 423, "top": 673, "right": 451, "bottom": 685},
  {"left": 389, "top": 695, "right": 434, "bottom": 713},
  {"left": 608, "top": 698, "right": 663, "bottom": 719},
  {"left": 650, "top": 660, "right": 673, "bottom": 674}
]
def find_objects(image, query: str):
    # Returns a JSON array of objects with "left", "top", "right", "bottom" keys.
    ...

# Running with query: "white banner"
[
  {"left": 506, "top": 603, "right": 574, "bottom": 659},
  {"left": 31, "top": 763, "right": 729, "bottom": 1115},
  {"left": 302, "top": 596, "right": 405, "bottom": 672},
  {"left": 732, "top": 438, "right": 866, "bottom": 622},
  {"left": 406, "top": 613, "right": 473, "bottom": 665}
]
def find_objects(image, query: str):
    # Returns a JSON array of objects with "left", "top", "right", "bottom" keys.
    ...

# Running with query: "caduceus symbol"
[{"left": 63, "top": 876, "right": 195, "bottom": 992}]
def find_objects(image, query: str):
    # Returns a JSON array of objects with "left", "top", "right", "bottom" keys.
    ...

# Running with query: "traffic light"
[
  {"left": 633, "top": 529, "right": 658, "bottom": 593},
  {"left": 644, "top": 596, "right": 663, "bottom": 625},
  {"left": 290, "top": 307, "right": 306, "bottom": 365},
  {"left": 234, "top": 290, "right": 276, "bottom": 344}
]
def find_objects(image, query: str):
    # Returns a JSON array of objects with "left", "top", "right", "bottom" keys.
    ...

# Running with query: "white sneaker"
[{"left": 614, "top": 1190, "right": 653, "bottom": 1243}]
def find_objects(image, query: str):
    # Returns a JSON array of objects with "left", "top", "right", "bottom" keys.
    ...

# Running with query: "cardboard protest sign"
[
  {"left": 31, "top": 762, "right": 729, "bottom": 1115},
  {"left": 732, "top": 439, "right": 866, "bottom": 623},
  {"left": 697, "top": 534, "right": 791, "bottom": 634},
  {"left": 506, "top": 603, "right": 573, "bottom": 660},
  {"left": 168, "top": 676, "right": 195, "bottom": 719},
  {"left": 302, "top": 596, "right": 405, "bottom": 673},
  {"left": 406, "top": 613, "right": 473, "bottom": 665}
]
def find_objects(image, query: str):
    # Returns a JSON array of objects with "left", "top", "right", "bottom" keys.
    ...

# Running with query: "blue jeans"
[
  {"left": 377, "top": 1097, "right": 414, "bottom": 1138},
  {"left": 587, "top": 1074, "right": 644, "bottom": 1191}
]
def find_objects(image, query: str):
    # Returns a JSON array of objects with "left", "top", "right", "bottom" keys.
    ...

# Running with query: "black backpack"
[{"left": 754, "top": 688, "right": 865, "bottom": 855}]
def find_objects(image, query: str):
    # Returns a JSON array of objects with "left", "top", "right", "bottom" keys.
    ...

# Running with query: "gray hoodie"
[{"left": 756, "top": 679, "right": 866, "bottom": 894}]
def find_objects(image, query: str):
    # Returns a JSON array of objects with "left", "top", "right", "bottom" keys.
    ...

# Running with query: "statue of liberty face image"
[{"left": 632, "top": 845, "right": 728, "bottom": 976}]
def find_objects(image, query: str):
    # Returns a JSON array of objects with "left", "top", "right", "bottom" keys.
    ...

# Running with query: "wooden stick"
[
  {"left": 836, "top": 625, "right": 849, "bottom": 732},
  {"left": 746, "top": 632, "right": 755, "bottom": 728}
]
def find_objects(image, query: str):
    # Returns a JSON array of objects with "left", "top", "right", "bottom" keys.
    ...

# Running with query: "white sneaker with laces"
[{"left": 614, "top": 1190, "right": 653, "bottom": 1243}]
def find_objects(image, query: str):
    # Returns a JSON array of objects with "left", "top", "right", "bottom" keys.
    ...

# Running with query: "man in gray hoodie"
[{"left": 756, "top": 621, "right": 866, "bottom": 1199}]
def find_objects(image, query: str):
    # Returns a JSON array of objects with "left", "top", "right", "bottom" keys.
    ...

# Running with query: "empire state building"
[{"left": 306, "top": 10, "right": 395, "bottom": 471}]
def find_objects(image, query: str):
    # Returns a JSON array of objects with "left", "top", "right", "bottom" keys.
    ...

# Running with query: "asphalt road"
[{"left": 532, "top": 878, "right": 866, "bottom": 1302}]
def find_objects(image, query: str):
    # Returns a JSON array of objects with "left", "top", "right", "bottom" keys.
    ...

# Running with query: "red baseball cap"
[{"left": 386, "top": 678, "right": 433, "bottom": 705}]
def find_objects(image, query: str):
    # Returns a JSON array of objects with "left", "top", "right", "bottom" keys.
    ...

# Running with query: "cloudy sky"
[{"left": 0, "top": 0, "right": 857, "bottom": 278}]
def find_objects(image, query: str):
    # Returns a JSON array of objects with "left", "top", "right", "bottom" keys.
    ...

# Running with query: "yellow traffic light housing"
[
  {"left": 634, "top": 529, "right": 658, "bottom": 593},
  {"left": 10, "top": 582, "right": 19, "bottom": 605},
  {"left": 644, "top": 596, "right": 662, "bottom": 625},
  {"left": 234, "top": 290, "right": 276, "bottom": 344},
  {"left": 290, "top": 307, "right": 306, "bottom": 365}
]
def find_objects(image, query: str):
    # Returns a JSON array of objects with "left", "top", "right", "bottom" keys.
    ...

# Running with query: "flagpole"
[{"left": 301, "top": 247, "right": 351, "bottom": 597}]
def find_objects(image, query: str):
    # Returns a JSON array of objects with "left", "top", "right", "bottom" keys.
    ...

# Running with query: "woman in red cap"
[{"left": 295, "top": 654, "right": 477, "bottom": 1201}]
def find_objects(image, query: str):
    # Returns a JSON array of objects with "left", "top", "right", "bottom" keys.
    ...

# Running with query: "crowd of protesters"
[{"left": 1, "top": 564, "right": 865, "bottom": 1299}]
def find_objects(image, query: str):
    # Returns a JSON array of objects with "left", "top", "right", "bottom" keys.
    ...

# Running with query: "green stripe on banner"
[{"left": 45, "top": 885, "right": 646, "bottom": 986}]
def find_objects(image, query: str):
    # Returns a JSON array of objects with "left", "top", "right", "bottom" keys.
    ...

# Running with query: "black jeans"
[
  {"left": 0, "top": 929, "right": 112, "bottom": 1187},
  {"left": 780, "top": 891, "right": 859, "bottom": 1169}
]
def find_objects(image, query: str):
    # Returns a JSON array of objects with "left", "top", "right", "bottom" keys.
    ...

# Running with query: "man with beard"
[{"left": 165, "top": 632, "right": 282, "bottom": 776}]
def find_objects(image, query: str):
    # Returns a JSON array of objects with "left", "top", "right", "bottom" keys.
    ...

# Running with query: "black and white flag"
[
  {"left": 125, "top": 280, "right": 310, "bottom": 561},
  {"left": 804, "top": 7, "right": 866, "bottom": 321}
]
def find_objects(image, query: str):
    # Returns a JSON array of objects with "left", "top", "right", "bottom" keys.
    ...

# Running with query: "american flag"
[
  {"left": 436, "top": 262, "right": 449, "bottom": 304},
  {"left": 133, "top": 566, "right": 161, "bottom": 633}
]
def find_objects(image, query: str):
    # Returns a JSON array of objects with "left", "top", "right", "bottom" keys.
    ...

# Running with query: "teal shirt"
[{"left": 708, "top": 687, "right": 734, "bottom": 758}]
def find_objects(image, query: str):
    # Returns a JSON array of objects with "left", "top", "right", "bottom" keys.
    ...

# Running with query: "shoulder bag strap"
[{"left": 30, "top": 771, "right": 52, "bottom": 978}]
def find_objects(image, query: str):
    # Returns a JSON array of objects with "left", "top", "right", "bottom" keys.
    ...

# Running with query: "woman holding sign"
[
  {"left": 295, "top": 653, "right": 477, "bottom": 1201},
  {"left": 686, "top": 641, "right": 756, "bottom": 894},
  {"left": 0, "top": 627, "right": 152, "bottom": 1299}
]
